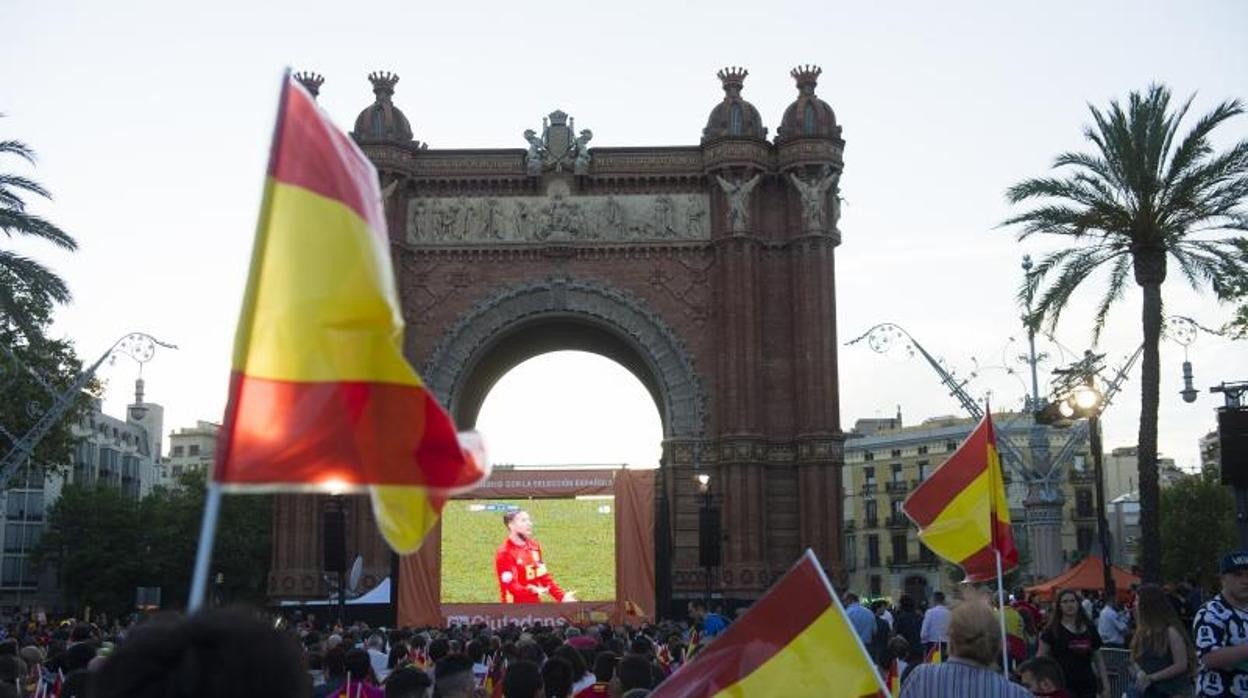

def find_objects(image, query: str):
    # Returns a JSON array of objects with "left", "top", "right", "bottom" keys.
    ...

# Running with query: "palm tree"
[
  {"left": 1002, "top": 85, "right": 1248, "bottom": 583},
  {"left": 1, "top": 118, "right": 77, "bottom": 327}
]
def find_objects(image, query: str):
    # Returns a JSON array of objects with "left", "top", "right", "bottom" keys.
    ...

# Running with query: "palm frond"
[
  {"left": 0, "top": 210, "right": 78, "bottom": 250},
  {"left": 0, "top": 249, "right": 72, "bottom": 304},
  {"left": 0, "top": 139, "right": 37, "bottom": 165},
  {"left": 1030, "top": 245, "right": 1118, "bottom": 333},
  {"left": 1164, "top": 99, "right": 1246, "bottom": 187},
  {"left": 1091, "top": 253, "right": 1132, "bottom": 342},
  {"left": 0, "top": 173, "right": 53, "bottom": 206}
]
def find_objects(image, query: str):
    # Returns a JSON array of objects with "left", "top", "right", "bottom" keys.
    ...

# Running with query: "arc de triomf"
[{"left": 269, "top": 65, "right": 848, "bottom": 620}]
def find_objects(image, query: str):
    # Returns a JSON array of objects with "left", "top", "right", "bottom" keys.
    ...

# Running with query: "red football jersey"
[{"left": 495, "top": 536, "right": 565, "bottom": 603}]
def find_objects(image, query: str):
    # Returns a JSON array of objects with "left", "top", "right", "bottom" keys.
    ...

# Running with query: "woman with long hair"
[
  {"left": 1131, "top": 584, "right": 1195, "bottom": 697},
  {"left": 1038, "top": 589, "right": 1108, "bottom": 698}
]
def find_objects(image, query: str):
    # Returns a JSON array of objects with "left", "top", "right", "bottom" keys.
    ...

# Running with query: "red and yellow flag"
[
  {"left": 901, "top": 412, "right": 1018, "bottom": 582},
  {"left": 651, "top": 550, "right": 886, "bottom": 698},
  {"left": 213, "top": 72, "right": 488, "bottom": 553}
]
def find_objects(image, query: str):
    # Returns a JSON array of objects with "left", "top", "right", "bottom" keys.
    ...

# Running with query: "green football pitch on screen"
[{"left": 440, "top": 497, "right": 616, "bottom": 603}]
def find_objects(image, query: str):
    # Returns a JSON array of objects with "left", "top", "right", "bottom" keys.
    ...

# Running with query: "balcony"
[
  {"left": 885, "top": 480, "right": 909, "bottom": 494},
  {"left": 888, "top": 556, "right": 939, "bottom": 570},
  {"left": 911, "top": 478, "right": 926, "bottom": 489},
  {"left": 866, "top": 556, "right": 882, "bottom": 568},
  {"left": 864, "top": 516, "right": 879, "bottom": 529},
  {"left": 861, "top": 483, "right": 878, "bottom": 496},
  {"left": 887, "top": 514, "right": 910, "bottom": 529},
  {"left": 1069, "top": 469, "right": 1096, "bottom": 483},
  {"left": 843, "top": 521, "right": 856, "bottom": 533},
  {"left": 1072, "top": 508, "right": 1096, "bottom": 521}
]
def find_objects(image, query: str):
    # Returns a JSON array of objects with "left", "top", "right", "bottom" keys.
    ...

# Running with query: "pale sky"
[{"left": 2, "top": 1, "right": 1246, "bottom": 471}]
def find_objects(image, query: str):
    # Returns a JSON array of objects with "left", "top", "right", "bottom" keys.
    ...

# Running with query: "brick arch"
[{"left": 421, "top": 277, "right": 706, "bottom": 439}]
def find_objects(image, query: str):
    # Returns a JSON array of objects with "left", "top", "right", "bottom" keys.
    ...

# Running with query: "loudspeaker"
[
  {"left": 1220, "top": 409, "right": 1248, "bottom": 487},
  {"left": 323, "top": 508, "right": 346, "bottom": 572},
  {"left": 699, "top": 507, "right": 722, "bottom": 568}
]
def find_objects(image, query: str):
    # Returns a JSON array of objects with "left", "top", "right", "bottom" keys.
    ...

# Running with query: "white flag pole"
[
  {"left": 995, "top": 548, "right": 1009, "bottom": 675},
  {"left": 187, "top": 483, "right": 223, "bottom": 611}
]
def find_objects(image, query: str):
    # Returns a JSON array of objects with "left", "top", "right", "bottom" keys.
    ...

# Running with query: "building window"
[
  {"left": 865, "top": 499, "right": 878, "bottom": 523},
  {"left": 917, "top": 460, "right": 931, "bottom": 480},
  {"left": 803, "top": 102, "right": 817, "bottom": 135},
  {"left": 864, "top": 467, "right": 876, "bottom": 486},
  {"left": 891, "top": 449, "right": 902, "bottom": 458},
  {"left": 172, "top": 445, "right": 184, "bottom": 457},
  {"left": 869, "top": 574, "right": 882, "bottom": 597},
  {"left": 1076, "top": 526, "right": 1095, "bottom": 553},
  {"left": 188, "top": 444, "right": 200, "bottom": 456},
  {"left": 892, "top": 535, "right": 908, "bottom": 563},
  {"left": 729, "top": 103, "right": 744, "bottom": 135},
  {"left": 918, "top": 445, "right": 929, "bottom": 455},
  {"left": 867, "top": 536, "right": 880, "bottom": 567},
  {"left": 890, "top": 499, "right": 904, "bottom": 516},
  {"left": 946, "top": 441, "right": 958, "bottom": 452},
  {"left": 1075, "top": 489, "right": 1094, "bottom": 518},
  {"left": 0, "top": 556, "right": 33, "bottom": 588},
  {"left": 891, "top": 463, "right": 903, "bottom": 483},
  {"left": 863, "top": 452, "right": 875, "bottom": 462},
  {"left": 845, "top": 535, "right": 857, "bottom": 571}
]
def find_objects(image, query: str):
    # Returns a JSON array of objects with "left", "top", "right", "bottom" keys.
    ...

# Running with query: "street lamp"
[
  {"left": 1044, "top": 352, "right": 1115, "bottom": 601},
  {"left": 696, "top": 473, "right": 714, "bottom": 608}
]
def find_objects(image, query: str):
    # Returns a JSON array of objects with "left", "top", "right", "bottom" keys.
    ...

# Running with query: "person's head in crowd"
[
  {"left": 628, "top": 636, "right": 652, "bottom": 657},
  {"left": 367, "top": 633, "right": 385, "bottom": 651},
  {"left": 1018, "top": 656, "right": 1067, "bottom": 696},
  {"left": 91, "top": 609, "right": 309, "bottom": 698},
  {"left": 1219, "top": 550, "right": 1248, "bottom": 606},
  {"left": 1132, "top": 584, "right": 1197, "bottom": 671},
  {"left": 433, "top": 654, "right": 475, "bottom": 698},
  {"left": 932, "top": 591, "right": 946, "bottom": 606},
  {"left": 324, "top": 645, "right": 347, "bottom": 680},
  {"left": 842, "top": 591, "right": 859, "bottom": 606},
  {"left": 552, "top": 644, "right": 587, "bottom": 679},
  {"left": 516, "top": 639, "right": 545, "bottom": 665},
  {"left": 871, "top": 599, "right": 889, "bottom": 615},
  {"left": 0, "top": 655, "right": 24, "bottom": 683},
  {"left": 326, "top": 633, "right": 344, "bottom": 650},
  {"left": 687, "top": 600, "right": 707, "bottom": 621},
  {"left": 887, "top": 636, "right": 909, "bottom": 665},
  {"left": 345, "top": 647, "right": 377, "bottom": 684},
  {"left": 1046, "top": 589, "right": 1092, "bottom": 632},
  {"left": 19, "top": 645, "right": 44, "bottom": 669},
  {"left": 384, "top": 666, "right": 432, "bottom": 698},
  {"left": 502, "top": 659, "right": 544, "bottom": 698},
  {"left": 541, "top": 657, "right": 574, "bottom": 698},
  {"left": 898, "top": 594, "right": 915, "bottom": 613},
  {"left": 611, "top": 655, "right": 653, "bottom": 697},
  {"left": 593, "top": 651, "right": 619, "bottom": 683},
  {"left": 428, "top": 637, "right": 451, "bottom": 664},
  {"left": 466, "top": 639, "right": 487, "bottom": 665},
  {"left": 69, "top": 623, "right": 94, "bottom": 644},
  {"left": 947, "top": 601, "right": 1001, "bottom": 667},
  {"left": 57, "top": 641, "right": 97, "bottom": 674},
  {"left": 0, "top": 639, "right": 17, "bottom": 657},
  {"left": 387, "top": 642, "right": 409, "bottom": 670}
]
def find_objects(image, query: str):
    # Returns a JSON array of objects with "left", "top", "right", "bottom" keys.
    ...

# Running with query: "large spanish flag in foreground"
[
  {"left": 213, "top": 72, "right": 488, "bottom": 553},
  {"left": 650, "top": 550, "right": 886, "bottom": 698},
  {"left": 902, "top": 412, "right": 1017, "bottom": 583}
]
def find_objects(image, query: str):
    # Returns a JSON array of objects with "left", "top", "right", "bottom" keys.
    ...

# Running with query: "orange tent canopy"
[{"left": 1026, "top": 555, "right": 1140, "bottom": 603}]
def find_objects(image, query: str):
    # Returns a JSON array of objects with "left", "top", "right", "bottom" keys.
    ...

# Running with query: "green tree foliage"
[
  {"left": 1159, "top": 472, "right": 1236, "bottom": 590},
  {"left": 1002, "top": 85, "right": 1248, "bottom": 582},
  {"left": 33, "top": 470, "right": 272, "bottom": 616}
]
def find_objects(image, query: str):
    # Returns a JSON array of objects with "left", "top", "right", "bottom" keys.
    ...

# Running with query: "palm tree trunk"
[{"left": 1137, "top": 280, "right": 1163, "bottom": 583}]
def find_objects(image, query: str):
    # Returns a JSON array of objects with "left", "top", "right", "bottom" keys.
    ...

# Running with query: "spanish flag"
[
  {"left": 213, "top": 72, "right": 488, "bottom": 553},
  {"left": 901, "top": 412, "right": 1017, "bottom": 583},
  {"left": 650, "top": 550, "right": 886, "bottom": 698}
]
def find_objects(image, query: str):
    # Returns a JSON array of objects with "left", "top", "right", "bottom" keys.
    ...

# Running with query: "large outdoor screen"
[{"left": 440, "top": 497, "right": 616, "bottom": 603}]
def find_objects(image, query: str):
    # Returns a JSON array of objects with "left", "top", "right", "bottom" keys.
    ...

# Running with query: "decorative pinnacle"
[
  {"left": 368, "top": 71, "right": 400, "bottom": 98},
  {"left": 790, "top": 64, "right": 822, "bottom": 93},
  {"left": 293, "top": 71, "right": 324, "bottom": 98},
  {"left": 716, "top": 66, "right": 748, "bottom": 95}
]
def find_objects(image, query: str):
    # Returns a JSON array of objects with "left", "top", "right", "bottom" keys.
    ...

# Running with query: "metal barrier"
[{"left": 1100, "top": 648, "right": 1131, "bottom": 698}]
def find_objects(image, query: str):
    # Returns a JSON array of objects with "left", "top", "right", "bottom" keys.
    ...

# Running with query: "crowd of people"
[{"left": 0, "top": 550, "right": 1243, "bottom": 697}]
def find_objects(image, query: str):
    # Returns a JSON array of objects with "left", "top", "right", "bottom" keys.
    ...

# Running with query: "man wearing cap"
[{"left": 1193, "top": 551, "right": 1248, "bottom": 696}]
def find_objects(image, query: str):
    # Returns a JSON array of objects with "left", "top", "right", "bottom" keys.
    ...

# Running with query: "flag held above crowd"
[
  {"left": 650, "top": 549, "right": 887, "bottom": 698},
  {"left": 901, "top": 411, "right": 1018, "bottom": 583},
  {"left": 211, "top": 71, "right": 489, "bottom": 553}
]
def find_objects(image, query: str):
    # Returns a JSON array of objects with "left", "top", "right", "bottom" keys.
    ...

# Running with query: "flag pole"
[
  {"left": 995, "top": 548, "right": 1009, "bottom": 675},
  {"left": 187, "top": 482, "right": 223, "bottom": 611}
]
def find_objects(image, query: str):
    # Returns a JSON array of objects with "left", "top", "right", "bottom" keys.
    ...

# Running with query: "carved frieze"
[{"left": 405, "top": 193, "right": 711, "bottom": 244}]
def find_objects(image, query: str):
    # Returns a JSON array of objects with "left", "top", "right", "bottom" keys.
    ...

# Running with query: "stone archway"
[{"left": 421, "top": 277, "right": 705, "bottom": 440}]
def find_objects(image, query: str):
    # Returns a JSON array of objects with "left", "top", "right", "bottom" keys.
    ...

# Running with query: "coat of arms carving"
[{"left": 524, "top": 110, "right": 593, "bottom": 176}]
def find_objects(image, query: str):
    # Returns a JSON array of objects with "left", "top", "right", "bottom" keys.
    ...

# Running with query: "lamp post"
[
  {"left": 697, "top": 473, "right": 712, "bottom": 608},
  {"left": 1048, "top": 352, "right": 1115, "bottom": 601}
]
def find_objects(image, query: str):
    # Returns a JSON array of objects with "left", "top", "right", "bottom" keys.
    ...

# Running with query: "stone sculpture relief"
[
  {"left": 715, "top": 173, "right": 762, "bottom": 233},
  {"left": 406, "top": 193, "right": 711, "bottom": 244},
  {"left": 523, "top": 110, "right": 593, "bottom": 175},
  {"left": 787, "top": 168, "right": 840, "bottom": 231}
]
